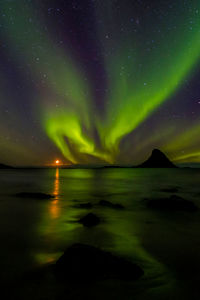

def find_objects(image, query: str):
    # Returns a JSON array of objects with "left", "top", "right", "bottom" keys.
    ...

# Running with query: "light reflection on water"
[{"left": 50, "top": 168, "right": 60, "bottom": 219}]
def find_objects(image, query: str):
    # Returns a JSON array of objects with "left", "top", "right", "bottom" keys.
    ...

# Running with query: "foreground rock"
[
  {"left": 78, "top": 213, "right": 100, "bottom": 227},
  {"left": 146, "top": 195, "right": 197, "bottom": 212},
  {"left": 54, "top": 243, "right": 144, "bottom": 282},
  {"left": 137, "top": 149, "right": 177, "bottom": 168},
  {"left": 99, "top": 200, "right": 124, "bottom": 209},
  {"left": 74, "top": 202, "right": 93, "bottom": 209},
  {"left": 15, "top": 192, "right": 54, "bottom": 199}
]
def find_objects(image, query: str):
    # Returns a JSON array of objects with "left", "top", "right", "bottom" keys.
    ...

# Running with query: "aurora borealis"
[{"left": 1, "top": 0, "right": 200, "bottom": 166}]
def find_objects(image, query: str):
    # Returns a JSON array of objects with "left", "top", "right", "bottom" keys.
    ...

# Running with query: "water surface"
[{"left": 0, "top": 168, "right": 200, "bottom": 299}]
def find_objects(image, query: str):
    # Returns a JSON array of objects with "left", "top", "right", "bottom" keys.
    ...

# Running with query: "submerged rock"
[
  {"left": 15, "top": 192, "right": 54, "bottom": 199},
  {"left": 99, "top": 200, "right": 124, "bottom": 209},
  {"left": 54, "top": 243, "right": 144, "bottom": 282},
  {"left": 137, "top": 149, "right": 177, "bottom": 168},
  {"left": 78, "top": 213, "right": 100, "bottom": 227},
  {"left": 74, "top": 202, "right": 93, "bottom": 209},
  {"left": 146, "top": 194, "right": 197, "bottom": 212},
  {"left": 161, "top": 187, "right": 179, "bottom": 193}
]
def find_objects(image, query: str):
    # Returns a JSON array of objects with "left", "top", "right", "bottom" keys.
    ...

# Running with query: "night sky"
[{"left": 1, "top": 0, "right": 200, "bottom": 166}]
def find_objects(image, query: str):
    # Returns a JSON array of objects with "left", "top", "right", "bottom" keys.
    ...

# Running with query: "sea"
[{"left": 0, "top": 168, "right": 200, "bottom": 299}]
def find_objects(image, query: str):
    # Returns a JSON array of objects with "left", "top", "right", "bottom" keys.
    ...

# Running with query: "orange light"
[{"left": 55, "top": 160, "right": 60, "bottom": 164}]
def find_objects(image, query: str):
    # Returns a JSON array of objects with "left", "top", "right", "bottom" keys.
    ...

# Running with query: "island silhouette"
[
  {"left": 0, "top": 163, "right": 13, "bottom": 169},
  {"left": 0, "top": 149, "right": 177, "bottom": 169},
  {"left": 136, "top": 149, "right": 177, "bottom": 168}
]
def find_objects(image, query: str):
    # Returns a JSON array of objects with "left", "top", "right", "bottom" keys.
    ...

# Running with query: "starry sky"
[{"left": 1, "top": 0, "right": 200, "bottom": 166}]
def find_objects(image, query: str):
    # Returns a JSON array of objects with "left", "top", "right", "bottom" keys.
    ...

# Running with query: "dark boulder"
[
  {"left": 146, "top": 194, "right": 197, "bottom": 212},
  {"left": 54, "top": 243, "right": 144, "bottom": 282},
  {"left": 137, "top": 149, "right": 177, "bottom": 168},
  {"left": 15, "top": 192, "right": 54, "bottom": 199},
  {"left": 99, "top": 200, "right": 124, "bottom": 209},
  {"left": 74, "top": 202, "right": 93, "bottom": 209},
  {"left": 78, "top": 213, "right": 100, "bottom": 227}
]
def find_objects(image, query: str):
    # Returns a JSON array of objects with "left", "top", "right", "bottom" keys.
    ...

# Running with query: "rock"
[
  {"left": 99, "top": 200, "right": 124, "bottom": 209},
  {"left": 74, "top": 202, "right": 93, "bottom": 209},
  {"left": 146, "top": 194, "right": 197, "bottom": 212},
  {"left": 54, "top": 243, "right": 144, "bottom": 282},
  {"left": 15, "top": 192, "right": 54, "bottom": 199},
  {"left": 161, "top": 187, "right": 179, "bottom": 193},
  {"left": 137, "top": 149, "right": 177, "bottom": 168},
  {"left": 78, "top": 213, "right": 100, "bottom": 227}
]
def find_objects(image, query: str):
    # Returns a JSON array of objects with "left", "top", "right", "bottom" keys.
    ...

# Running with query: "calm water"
[{"left": 0, "top": 168, "right": 200, "bottom": 299}]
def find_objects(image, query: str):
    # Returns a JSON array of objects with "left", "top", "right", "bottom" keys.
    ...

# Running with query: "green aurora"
[{"left": 1, "top": 1, "right": 200, "bottom": 165}]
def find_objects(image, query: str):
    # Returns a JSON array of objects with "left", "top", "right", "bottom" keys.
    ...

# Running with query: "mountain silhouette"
[{"left": 137, "top": 149, "right": 177, "bottom": 168}]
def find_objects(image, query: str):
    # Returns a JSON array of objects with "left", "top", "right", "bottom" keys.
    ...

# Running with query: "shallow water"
[{"left": 0, "top": 168, "right": 200, "bottom": 299}]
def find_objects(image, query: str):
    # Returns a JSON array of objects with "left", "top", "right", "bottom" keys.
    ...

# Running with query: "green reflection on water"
[{"left": 35, "top": 168, "right": 168, "bottom": 286}]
